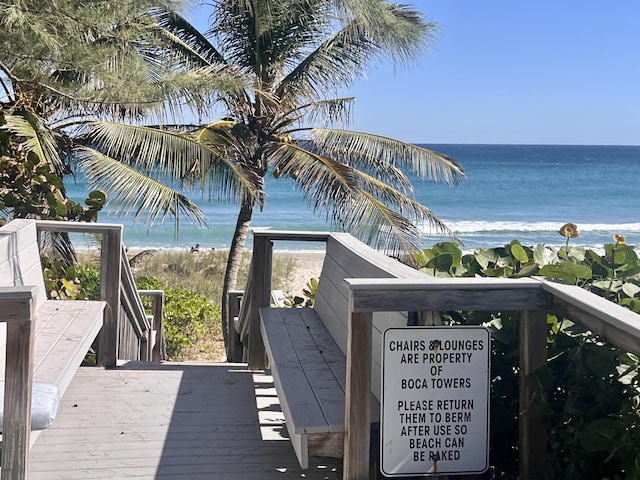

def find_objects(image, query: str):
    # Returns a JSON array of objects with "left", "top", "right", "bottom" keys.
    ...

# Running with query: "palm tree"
[
  {"left": 0, "top": 0, "right": 238, "bottom": 224},
  {"left": 81, "top": 0, "right": 466, "bottom": 356}
]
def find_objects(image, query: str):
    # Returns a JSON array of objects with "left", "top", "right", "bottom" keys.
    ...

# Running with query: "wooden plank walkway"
[{"left": 28, "top": 362, "right": 342, "bottom": 479}]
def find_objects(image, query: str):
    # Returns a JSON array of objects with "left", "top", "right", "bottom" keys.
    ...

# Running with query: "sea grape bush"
[
  {"left": 414, "top": 239, "right": 640, "bottom": 479},
  {"left": 135, "top": 276, "right": 220, "bottom": 361}
]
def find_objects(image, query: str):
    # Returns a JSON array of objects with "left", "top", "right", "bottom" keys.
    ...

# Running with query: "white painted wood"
[
  {"left": 345, "top": 277, "right": 549, "bottom": 312},
  {"left": 1, "top": 298, "right": 35, "bottom": 480},
  {"left": 0, "top": 220, "right": 47, "bottom": 309}
]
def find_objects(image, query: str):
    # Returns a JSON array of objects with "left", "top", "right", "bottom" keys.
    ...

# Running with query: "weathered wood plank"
[
  {"left": 343, "top": 311, "right": 372, "bottom": 480},
  {"left": 31, "top": 301, "right": 104, "bottom": 389},
  {"left": 98, "top": 227, "right": 122, "bottom": 367},
  {"left": 252, "top": 230, "right": 331, "bottom": 243},
  {"left": 276, "top": 309, "right": 346, "bottom": 432},
  {"left": 314, "top": 237, "right": 415, "bottom": 402},
  {"left": 2, "top": 318, "right": 35, "bottom": 480},
  {"left": 541, "top": 279, "right": 640, "bottom": 356},
  {"left": 248, "top": 234, "right": 272, "bottom": 369},
  {"left": 29, "top": 363, "right": 342, "bottom": 479},
  {"left": 346, "top": 277, "right": 549, "bottom": 312},
  {"left": 260, "top": 309, "right": 329, "bottom": 432},
  {"left": 519, "top": 310, "right": 548, "bottom": 480},
  {"left": 0, "top": 287, "right": 38, "bottom": 322}
]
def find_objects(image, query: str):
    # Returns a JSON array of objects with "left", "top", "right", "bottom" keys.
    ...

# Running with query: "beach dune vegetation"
[
  {"left": 416, "top": 236, "right": 640, "bottom": 479},
  {"left": 79, "top": 0, "right": 466, "bottom": 355}
]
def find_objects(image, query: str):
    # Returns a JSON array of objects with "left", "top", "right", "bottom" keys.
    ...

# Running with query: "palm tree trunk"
[{"left": 221, "top": 199, "right": 254, "bottom": 360}]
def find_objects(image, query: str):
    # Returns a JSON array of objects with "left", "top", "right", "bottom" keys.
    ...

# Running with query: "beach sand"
[{"left": 274, "top": 251, "right": 325, "bottom": 296}]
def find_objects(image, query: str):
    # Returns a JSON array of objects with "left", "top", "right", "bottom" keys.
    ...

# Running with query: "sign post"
[{"left": 381, "top": 326, "right": 490, "bottom": 477}]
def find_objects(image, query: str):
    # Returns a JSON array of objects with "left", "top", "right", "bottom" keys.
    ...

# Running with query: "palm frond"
[
  {"left": 2, "top": 112, "right": 64, "bottom": 173},
  {"left": 338, "top": 1, "right": 437, "bottom": 66},
  {"left": 270, "top": 139, "right": 459, "bottom": 254},
  {"left": 77, "top": 146, "right": 208, "bottom": 230},
  {"left": 86, "top": 121, "right": 263, "bottom": 204},
  {"left": 281, "top": 97, "right": 354, "bottom": 132},
  {"left": 309, "top": 128, "right": 466, "bottom": 185},
  {"left": 128, "top": 249, "right": 158, "bottom": 268},
  {"left": 274, "top": 18, "right": 376, "bottom": 102},
  {"left": 39, "top": 231, "right": 77, "bottom": 269},
  {"left": 350, "top": 169, "right": 459, "bottom": 241},
  {"left": 269, "top": 142, "right": 357, "bottom": 193},
  {"left": 151, "top": 9, "right": 227, "bottom": 68},
  {"left": 190, "top": 121, "right": 265, "bottom": 205},
  {"left": 345, "top": 190, "right": 424, "bottom": 254}
]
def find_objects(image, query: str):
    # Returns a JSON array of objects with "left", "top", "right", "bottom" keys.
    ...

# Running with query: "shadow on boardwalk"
[{"left": 30, "top": 362, "right": 342, "bottom": 479}]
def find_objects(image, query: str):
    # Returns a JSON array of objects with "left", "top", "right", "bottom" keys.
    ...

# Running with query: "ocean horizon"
[{"left": 67, "top": 144, "right": 640, "bottom": 253}]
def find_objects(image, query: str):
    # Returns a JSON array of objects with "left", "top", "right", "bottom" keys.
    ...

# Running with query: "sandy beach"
[{"left": 274, "top": 251, "right": 325, "bottom": 296}]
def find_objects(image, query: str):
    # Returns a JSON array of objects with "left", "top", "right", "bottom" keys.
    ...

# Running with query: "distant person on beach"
[{"left": 191, "top": 244, "right": 201, "bottom": 253}]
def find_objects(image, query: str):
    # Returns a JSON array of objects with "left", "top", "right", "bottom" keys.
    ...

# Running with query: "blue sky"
[{"left": 190, "top": 2, "right": 640, "bottom": 145}]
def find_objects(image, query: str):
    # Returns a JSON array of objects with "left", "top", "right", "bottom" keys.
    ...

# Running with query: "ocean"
[{"left": 66, "top": 144, "right": 640, "bottom": 252}]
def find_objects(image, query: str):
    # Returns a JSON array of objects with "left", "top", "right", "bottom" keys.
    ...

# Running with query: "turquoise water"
[{"left": 66, "top": 144, "right": 640, "bottom": 251}]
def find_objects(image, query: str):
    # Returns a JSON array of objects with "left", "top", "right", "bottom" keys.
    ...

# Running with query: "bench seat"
[
  {"left": 260, "top": 306, "right": 379, "bottom": 469},
  {"left": 32, "top": 300, "right": 105, "bottom": 391},
  {"left": 254, "top": 232, "right": 424, "bottom": 471}
]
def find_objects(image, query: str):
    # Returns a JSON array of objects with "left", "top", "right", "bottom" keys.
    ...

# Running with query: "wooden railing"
[
  {"left": 235, "top": 230, "right": 330, "bottom": 367},
  {"left": 35, "top": 220, "right": 164, "bottom": 366},
  {"left": 243, "top": 230, "right": 640, "bottom": 480}
]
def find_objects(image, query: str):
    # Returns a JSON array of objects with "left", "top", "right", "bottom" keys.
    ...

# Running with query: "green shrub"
[
  {"left": 135, "top": 276, "right": 222, "bottom": 360},
  {"left": 414, "top": 233, "right": 640, "bottom": 479},
  {"left": 76, "top": 263, "right": 101, "bottom": 300}
]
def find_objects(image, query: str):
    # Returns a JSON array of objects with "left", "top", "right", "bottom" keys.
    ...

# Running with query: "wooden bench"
[
  {"left": 258, "top": 232, "right": 428, "bottom": 469},
  {"left": 0, "top": 219, "right": 106, "bottom": 478}
]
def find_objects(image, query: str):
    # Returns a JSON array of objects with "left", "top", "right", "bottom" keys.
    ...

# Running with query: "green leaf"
[
  {"left": 510, "top": 241, "right": 529, "bottom": 263},
  {"left": 566, "top": 246, "right": 586, "bottom": 262},
  {"left": 539, "top": 264, "right": 577, "bottom": 284},
  {"left": 512, "top": 262, "right": 538, "bottom": 278},
  {"left": 620, "top": 265, "right": 640, "bottom": 279},
  {"left": 474, "top": 249, "right": 495, "bottom": 269},
  {"left": 614, "top": 245, "right": 638, "bottom": 266},
  {"left": 620, "top": 298, "right": 640, "bottom": 313},
  {"left": 484, "top": 266, "right": 514, "bottom": 277},
  {"left": 425, "top": 253, "right": 454, "bottom": 272},
  {"left": 593, "top": 279, "right": 624, "bottom": 293},
  {"left": 588, "top": 252, "right": 614, "bottom": 278},
  {"left": 578, "top": 418, "right": 619, "bottom": 453},
  {"left": 432, "top": 242, "right": 462, "bottom": 267},
  {"left": 533, "top": 243, "right": 549, "bottom": 266}
]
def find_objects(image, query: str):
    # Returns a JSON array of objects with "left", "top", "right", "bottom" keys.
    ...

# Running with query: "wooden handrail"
[
  {"left": 35, "top": 221, "right": 164, "bottom": 365},
  {"left": 242, "top": 230, "right": 330, "bottom": 367},
  {"left": 119, "top": 245, "right": 152, "bottom": 360},
  {"left": 343, "top": 276, "right": 640, "bottom": 480},
  {"left": 36, "top": 221, "right": 122, "bottom": 367}
]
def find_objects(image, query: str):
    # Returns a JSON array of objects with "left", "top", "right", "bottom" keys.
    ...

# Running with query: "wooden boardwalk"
[{"left": 28, "top": 362, "right": 342, "bottom": 479}]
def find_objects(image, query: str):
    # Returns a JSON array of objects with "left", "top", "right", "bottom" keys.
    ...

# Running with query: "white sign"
[{"left": 381, "top": 326, "right": 490, "bottom": 477}]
